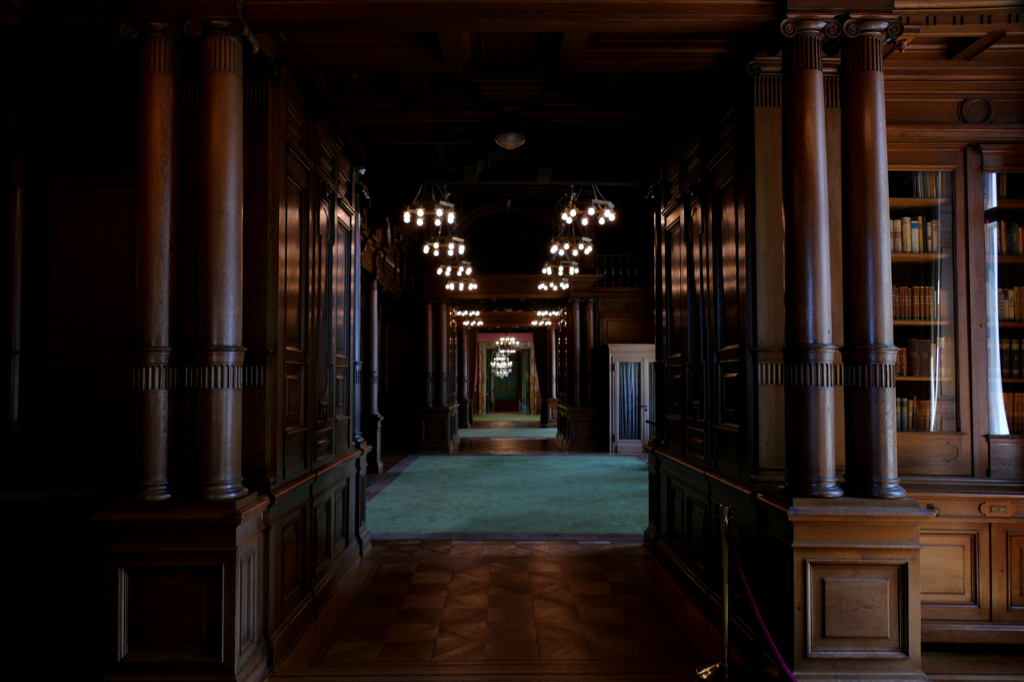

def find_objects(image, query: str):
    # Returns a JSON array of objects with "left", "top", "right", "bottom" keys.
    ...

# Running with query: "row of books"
[
  {"left": 1000, "top": 392, "right": 1024, "bottom": 435},
  {"left": 995, "top": 288, "right": 1024, "bottom": 322},
  {"left": 991, "top": 221, "right": 1024, "bottom": 256},
  {"left": 892, "top": 286, "right": 950, "bottom": 321},
  {"left": 908, "top": 171, "right": 944, "bottom": 199},
  {"left": 896, "top": 338, "right": 953, "bottom": 378},
  {"left": 896, "top": 397, "right": 955, "bottom": 432},
  {"left": 999, "top": 338, "right": 1024, "bottom": 378},
  {"left": 890, "top": 217, "right": 941, "bottom": 254}
]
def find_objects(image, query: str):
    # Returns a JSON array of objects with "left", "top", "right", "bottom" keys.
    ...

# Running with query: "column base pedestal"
[
  {"left": 555, "top": 404, "right": 596, "bottom": 452},
  {"left": 788, "top": 498, "right": 934, "bottom": 682},
  {"left": 420, "top": 404, "right": 459, "bottom": 453},
  {"left": 97, "top": 494, "right": 269, "bottom": 682}
]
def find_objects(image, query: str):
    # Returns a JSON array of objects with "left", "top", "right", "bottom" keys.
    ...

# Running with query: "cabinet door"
[
  {"left": 887, "top": 157, "right": 972, "bottom": 476},
  {"left": 920, "top": 523, "right": 990, "bottom": 622},
  {"left": 992, "top": 523, "right": 1024, "bottom": 622}
]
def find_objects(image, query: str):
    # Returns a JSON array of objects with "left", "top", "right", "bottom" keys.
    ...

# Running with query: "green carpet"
[
  {"left": 472, "top": 413, "right": 541, "bottom": 422},
  {"left": 367, "top": 455, "right": 648, "bottom": 534},
  {"left": 459, "top": 427, "right": 557, "bottom": 438}
]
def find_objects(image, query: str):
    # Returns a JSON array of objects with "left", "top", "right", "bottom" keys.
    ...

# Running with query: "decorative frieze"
[
  {"left": 132, "top": 364, "right": 176, "bottom": 391},
  {"left": 184, "top": 364, "right": 245, "bottom": 390}
]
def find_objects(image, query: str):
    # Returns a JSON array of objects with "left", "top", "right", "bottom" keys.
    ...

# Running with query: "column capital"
[
  {"left": 841, "top": 15, "right": 904, "bottom": 41},
  {"left": 119, "top": 19, "right": 183, "bottom": 40},
  {"left": 779, "top": 16, "right": 842, "bottom": 40},
  {"left": 183, "top": 17, "right": 259, "bottom": 57}
]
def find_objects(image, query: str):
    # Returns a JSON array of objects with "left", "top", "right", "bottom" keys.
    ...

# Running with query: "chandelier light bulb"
[
  {"left": 550, "top": 244, "right": 558, "bottom": 254},
  {"left": 416, "top": 208, "right": 424, "bottom": 217},
  {"left": 436, "top": 207, "right": 444, "bottom": 217},
  {"left": 581, "top": 217, "right": 588, "bottom": 226},
  {"left": 569, "top": 208, "right": 577, "bottom": 217},
  {"left": 416, "top": 218, "right": 424, "bottom": 226},
  {"left": 434, "top": 218, "right": 441, "bottom": 227},
  {"left": 423, "top": 244, "right": 430, "bottom": 254},
  {"left": 608, "top": 212, "right": 615, "bottom": 221},
  {"left": 433, "top": 250, "right": 439, "bottom": 257},
  {"left": 436, "top": 267, "right": 443, "bottom": 275},
  {"left": 458, "top": 244, "right": 465, "bottom": 254},
  {"left": 572, "top": 249, "right": 579, "bottom": 257},
  {"left": 447, "top": 211, "right": 455, "bottom": 224},
  {"left": 598, "top": 217, "right": 605, "bottom": 225},
  {"left": 403, "top": 211, "right": 411, "bottom": 223},
  {"left": 588, "top": 206, "right": 596, "bottom": 216},
  {"left": 466, "top": 266, "right": 473, "bottom": 275},
  {"left": 459, "top": 282, "right": 465, "bottom": 291},
  {"left": 445, "top": 266, "right": 452, "bottom": 276},
  {"left": 563, "top": 242, "right": 570, "bottom": 250},
  {"left": 433, "top": 241, "right": 440, "bottom": 249}
]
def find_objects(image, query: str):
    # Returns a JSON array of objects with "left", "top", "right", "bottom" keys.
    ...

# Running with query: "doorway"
[{"left": 608, "top": 344, "right": 656, "bottom": 453}]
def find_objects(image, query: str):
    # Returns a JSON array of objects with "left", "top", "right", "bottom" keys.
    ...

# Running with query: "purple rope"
[{"left": 730, "top": 536, "right": 800, "bottom": 682}]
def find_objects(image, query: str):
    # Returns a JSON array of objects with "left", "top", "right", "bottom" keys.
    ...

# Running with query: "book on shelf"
[
  {"left": 890, "top": 216, "right": 940, "bottom": 255},
  {"left": 896, "top": 395, "right": 955, "bottom": 432},
  {"left": 911, "top": 171, "right": 942, "bottom": 199},
  {"left": 891, "top": 285, "right": 947, "bottom": 321},
  {"left": 994, "top": 220, "right": 1023, "bottom": 256},
  {"left": 995, "top": 287, "right": 1024, "bottom": 321},
  {"left": 895, "top": 338, "right": 952, "bottom": 379},
  {"left": 1001, "top": 392, "right": 1024, "bottom": 435}
]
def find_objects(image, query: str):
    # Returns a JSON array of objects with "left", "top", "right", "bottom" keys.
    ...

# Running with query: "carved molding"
[
  {"left": 199, "top": 30, "right": 243, "bottom": 75},
  {"left": 183, "top": 17, "right": 259, "bottom": 57},
  {"left": 844, "top": 362, "right": 896, "bottom": 388},
  {"left": 132, "top": 365, "right": 176, "bottom": 390},
  {"left": 784, "top": 362, "right": 841, "bottom": 387},
  {"left": 184, "top": 364, "right": 245, "bottom": 390}
]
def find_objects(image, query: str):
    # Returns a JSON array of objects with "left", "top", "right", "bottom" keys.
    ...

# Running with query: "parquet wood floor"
[{"left": 274, "top": 540, "right": 711, "bottom": 681}]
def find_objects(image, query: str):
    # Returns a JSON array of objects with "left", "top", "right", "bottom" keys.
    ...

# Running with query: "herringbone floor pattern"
[{"left": 274, "top": 541, "right": 708, "bottom": 681}]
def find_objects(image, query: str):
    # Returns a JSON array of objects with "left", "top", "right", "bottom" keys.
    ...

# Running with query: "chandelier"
[
  {"left": 496, "top": 334, "right": 519, "bottom": 353},
  {"left": 404, "top": 185, "right": 457, "bottom": 228},
  {"left": 531, "top": 319, "right": 552, "bottom": 326},
  {"left": 456, "top": 309, "right": 483, "bottom": 326},
  {"left": 532, "top": 310, "right": 557, "bottom": 326},
  {"left": 491, "top": 351, "right": 512, "bottom": 378},
  {"left": 538, "top": 276, "right": 569, "bottom": 291}
]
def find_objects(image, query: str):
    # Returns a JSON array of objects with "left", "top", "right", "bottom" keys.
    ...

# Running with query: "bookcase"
[{"left": 889, "top": 171, "right": 958, "bottom": 430}]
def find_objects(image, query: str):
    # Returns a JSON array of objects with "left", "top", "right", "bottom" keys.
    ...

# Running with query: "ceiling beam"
[
  {"left": 559, "top": 32, "right": 589, "bottom": 71},
  {"left": 948, "top": 31, "right": 1006, "bottom": 61}
]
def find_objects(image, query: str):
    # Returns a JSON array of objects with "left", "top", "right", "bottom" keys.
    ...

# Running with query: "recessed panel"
[{"left": 823, "top": 578, "right": 890, "bottom": 638}]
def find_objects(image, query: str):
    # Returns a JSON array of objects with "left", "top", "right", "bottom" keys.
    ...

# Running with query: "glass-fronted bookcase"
[
  {"left": 975, "top": 145, "right": 1024, "bottom": 480},
  {"left": 888, "top": 151, "right": 971, "bottom": 477}
]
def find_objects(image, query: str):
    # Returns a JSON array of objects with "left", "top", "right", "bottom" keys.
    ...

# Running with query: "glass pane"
[
  {"left": 984, "top": 172, "right": 1024, "bottom": 435},
  {"left": 619, "top": 362, "right": 641, "bottom": 441},
  {"left": 889, "top": 170, "right": 957, "bottom": 433}
]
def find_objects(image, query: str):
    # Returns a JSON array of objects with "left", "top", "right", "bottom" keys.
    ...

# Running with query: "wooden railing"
[{"left": 595, "top": 254, "right": 653, "bottom": 288}]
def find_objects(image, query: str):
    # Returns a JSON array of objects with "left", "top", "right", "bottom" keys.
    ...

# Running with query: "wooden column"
[
  {"left": 841, "top": 18, "right": 906, "bottom": 499},
  {"left": 131, "top": 27, "right": 176, "bottom": 500},
  {"left": 6, "top": 153, "right": 24, "bottom": 434},
  {"left": 781, "top": 18, "right": 843, "bottom": 499},
  {"left": 459, "top": 326, "right": 470, "bottom": 428},
  {"left": 194, "top": 26, "right": 246, "bottom": 500},
  {"left": 438, "top": 300, "right": 449, "bottom": 407},
  {"left": 365, "top": 277, "right": 383, "bottom": 472},
  {"left": 584, "top": 298, "right": 596, "bottom": 407},
  {"left": 353, "top": 257, "right": 364, "bottom": 448},
  {"left": 424, "top": 300, "right": 435, "bottom": 406},
  {"left": 548, "top": 326, "right": 557, "bottom": 398},
  {"left": 571, "top": 299, "right": 583, "bottom": 407}
]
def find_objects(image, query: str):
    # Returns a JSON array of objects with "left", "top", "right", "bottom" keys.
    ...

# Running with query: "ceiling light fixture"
[{"left": 494, "top": 131, "right": 526, "bottom": 150}]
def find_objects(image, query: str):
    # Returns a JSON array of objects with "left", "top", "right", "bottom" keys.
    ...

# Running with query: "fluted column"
[
  {"left": 781, "top": 18, "right": 843, "bottom": 498},
  {"left": 194, "top": 26, "right": 246, "bottom": 500},
  {"left": 841, "top": 18, "right": 906, "bottom": 499},
  {"left": 131, "top": 27, "right": 177, "bottom": 500},
  {"left": 438, "top": 300, "right": 449, "bottom": 407},
  {"left": 424, "top": 300, "right": 435, "bottom": 407}
]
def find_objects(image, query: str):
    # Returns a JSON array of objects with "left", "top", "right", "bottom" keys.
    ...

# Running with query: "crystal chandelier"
[
  {"left": 496, "top": 334, "right": 519, "bottom": 353},
  {"left": 491, "top": 351, "right": 512, "bottom": 378}
]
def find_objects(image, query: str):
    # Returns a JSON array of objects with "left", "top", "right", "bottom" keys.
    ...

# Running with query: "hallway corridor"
[{"left": 271, "top": 539, "right": 709, "bottom": 681}]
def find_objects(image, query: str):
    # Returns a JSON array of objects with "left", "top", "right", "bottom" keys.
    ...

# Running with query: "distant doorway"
[{"left": 608, "top": 344, "right": 656, "bottom": 453}]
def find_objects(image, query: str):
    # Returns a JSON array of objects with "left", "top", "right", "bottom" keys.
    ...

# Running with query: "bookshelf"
[
  {"left": 889, "top": 169, "right": 957, "bottom": 434},
  {"left": 983, "top": 170, "right": 1024, "bottom": 436}
]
